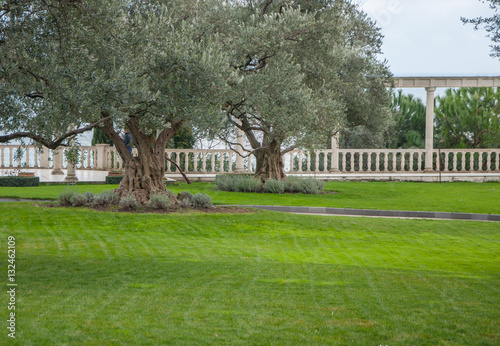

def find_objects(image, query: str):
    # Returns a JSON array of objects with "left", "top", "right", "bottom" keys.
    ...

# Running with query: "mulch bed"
[{"left": 35, "top": 202, "right": 257, "bottom": 215}]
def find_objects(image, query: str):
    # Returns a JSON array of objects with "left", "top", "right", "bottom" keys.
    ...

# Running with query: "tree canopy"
[
  {"left": 462, "top": 0, "right": 500, "bottom": 58},
  {"left": 1, "top": 0, "right": 229, "bottom": 199},
  {"left": 1, "top": 0, "right": 394, "bottom": 191},
  {"left": 218, "top": 0, "right": 393, "bottom": 180},
  {"left": 388, "top": 90, "right": 426, "bottom": 149}
]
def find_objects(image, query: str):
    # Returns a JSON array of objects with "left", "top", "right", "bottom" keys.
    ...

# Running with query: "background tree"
[
  {"left": 91, "top": 128, "right": 113, "bottom": 146},
  {"left": 1, "top": 0, "right": 229, "bottom": 200},
  {"left": 219, "top": 0, "right": 393, "bottom": 181},
  {"left": 435, "top": 87, "right": 500, "bottom": 148},
  {"left": 166, "top": 127, "right": 196, "bottom": 149},
  {"left": 387, "top": 90, "right": 426, "bottom": 149}
]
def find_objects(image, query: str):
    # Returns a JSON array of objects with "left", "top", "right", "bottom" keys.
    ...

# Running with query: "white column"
[
  {"left": 95, "top": 144, "right": 110, "bottom": 170},
  {"left": 235, "top": 125, "right": 245, "bottom": 173},
  {"left": 40, "top": 147, "right": 50, "bottom": 169},
  {"left": 51, "top": 149, "right": 64, "bottom": 175},
  {"left": 329, "top": 134, "right": 340, "bottom": 172},
  {"left": 424, "top": 87, "right": 436, "bottom": 172}
]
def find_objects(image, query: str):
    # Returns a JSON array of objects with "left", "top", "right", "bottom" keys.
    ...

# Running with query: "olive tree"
[
  {"left": 0, "top": 0, "right": 229, "bottom": 200},
  {"left": 218, "top": 0, "right": 393, "bottom": 180}
]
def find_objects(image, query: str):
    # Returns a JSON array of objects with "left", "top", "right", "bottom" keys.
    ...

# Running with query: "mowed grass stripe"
[{"left": 1, "top": 204, "right": 499, "bottom": 344}]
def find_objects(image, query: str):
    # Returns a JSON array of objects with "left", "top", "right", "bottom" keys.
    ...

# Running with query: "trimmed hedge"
[
  {"left": 0, "top": 176, "right": 40, "bottom": 187},
  {"left": 105, "top": 176, "right": 123, "bottom": 184}
]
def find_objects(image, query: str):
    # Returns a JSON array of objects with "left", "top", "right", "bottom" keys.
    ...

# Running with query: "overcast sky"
[{"left": 356, "top": 0, "right": 500, "bottom": 98}]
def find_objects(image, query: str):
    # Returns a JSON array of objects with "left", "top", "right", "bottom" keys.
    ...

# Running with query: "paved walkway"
[{"left": 235, "top": 205, "right": 500, "bottom": 222}]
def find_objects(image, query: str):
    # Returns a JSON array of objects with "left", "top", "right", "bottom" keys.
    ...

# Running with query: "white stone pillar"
[
  {"left": 235, "top": 125, "right": 245, "bottom": 173},
  {"left": 424, "top": 87, "right": 436, "bottom": 172},
  {"left": 51, "top": 149, "right": 64, "bottom": 175},
  {"left": 40, "top": 147, "right": 50, "bottom": 169},
  {"left": 329, "top": 134, "right": 340, "bottom": 173},
  {"left": 95, "top": 144, "right": 110, "bottom": 170}
]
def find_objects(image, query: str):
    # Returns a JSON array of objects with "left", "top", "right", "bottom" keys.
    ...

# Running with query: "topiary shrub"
[
  {"left": 119, "top": 194, "right": 139, "bottom": 210},
  {"left": 263, "top": 179, "right": 285, "bottom": 194},
  {"left": 191, "top": 193, "right": 212, "bottom": 208},
  {"left": 149, "top": 193, "right": 172, "bottom": 210},
  {"left": 58, "top": 189, "right": 76, "bottom": 206},
  {"left": 92, "top": 190, "right": 119, "bottom": 207},
  {"left": 234, "top": 176, "right": 261, "bottom": 192},
  {"left": 105, "top": 175, "right": 123, "bottom": 184},
  {"left": 0, "top": 177, "right": 40, "bottom": 187}
]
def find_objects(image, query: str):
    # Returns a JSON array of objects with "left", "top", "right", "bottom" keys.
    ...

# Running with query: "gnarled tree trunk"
[
  {"left": 117, "top": 149, "right": 169, "bottom": 203},
  {"left": 254, "top": 141, "right": 286, "bottom": 181},
  {"left": 100, "top": 113, "right": 181, "bottom": 203}
]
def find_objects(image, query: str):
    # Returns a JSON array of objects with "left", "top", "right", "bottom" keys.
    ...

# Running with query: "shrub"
[
  {"left": 191, "top": 193, "right": 213, "bottom": 208},
  {"left": 177, "top": 191, "right": 194, "bottom": 208},
  {"left": 284, "top": 177, "right": 325, "bottom": 194},
  {"left": 83, "top": 191, "right": 95, "bottom": 203},
  {"left": 70, "top": 193, "right": 89, "bottom": 207},
  {"left": 284, "top": 176, "right": 303, "bottom": 193},
  {"left": 215, "top": 174, "right": 236, "bottom": 191},
  {"left": 149, "top": 193, "right": 172, "bottom": 210},
  {"left": 234, "top": 176, "right": 261, "bottom": 192},
  {"left": 119, "top": 194, "right": 139, "bottom": 211},
  {"left": 58, "top": 189, "right": 76, "bottom": 206},
  {"left": 299, "top": 178, "right": 325, "bottom": 194},
  {"left": 92, "top": 190, "right": 119, "bottom": 207},
  {"left": 263, "top": 179, "right": 285, "bottom": 194},
  {"left": 0, "top": 177, "right": 39, "bottom": 187}
]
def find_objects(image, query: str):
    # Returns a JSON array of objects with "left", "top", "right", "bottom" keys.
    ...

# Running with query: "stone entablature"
[{"left": 393, "top": 76, "right": 500, "bottom": 88}]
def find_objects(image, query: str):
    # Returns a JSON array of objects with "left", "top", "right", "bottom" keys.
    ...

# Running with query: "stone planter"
[{"left": 18, "top": 172, "right": 35, "bottom": 177}]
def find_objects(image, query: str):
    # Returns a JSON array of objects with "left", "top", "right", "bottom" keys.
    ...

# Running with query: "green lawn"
[
  {"left": 1, "top": 181, "right": 498, "bottom": 214},
  {"left": 0, "top": 202, "right": 499, "bottom": 344}
]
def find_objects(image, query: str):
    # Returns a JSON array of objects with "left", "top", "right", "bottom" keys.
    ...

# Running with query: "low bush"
[
  {"left": 263, "top": 179, "right": 285, "bottom": 194},
  {"left": 234, "top": 176, "right": 261, "bottom": 192},
  {"left": 215, "top": 174, "right": 236, "bottom": 191},
  {"left": 149, "top": 193, "right": 172, "bottom": 210},
  {"left": 58, "top": 189, "right": 76, "bottom": 206},
  {"left": 119, "top": 194, "right": 139, "bottom": 211},
  {"left": 177, "top": 191, "right": 194, "bottom": 208},
  {"left": 215, "top": 174, "right": 324, "bottom": 194},
  {"left": 92, "top": 190, "right": 119, "bottom": 207},
  {"left": 70, "top": 193, "right": 89, "bottom": 207},
  {"left": 191, "top": 193, "right": 212, "bottom": 208},
  {"left": 0, "top": 176, "right": 39, "bottom": 187},
  {"left": 298, "top": 178, "right": 325, "bottom": 195},
  {"left": 284, "top": 176, "right": 303, "bottom": 193},
  {"left": 83, "top": 191, "right": 95, "bottom": 204}
]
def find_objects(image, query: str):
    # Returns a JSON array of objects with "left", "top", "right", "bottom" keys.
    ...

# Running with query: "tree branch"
[
  {"left": 0, "top": 116, "right": 113, "bottom": 149},
  {"left": 261, "top": 0, "right": 273, "bottom": 16}
]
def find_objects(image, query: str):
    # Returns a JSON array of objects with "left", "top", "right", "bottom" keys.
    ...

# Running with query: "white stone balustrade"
[{"left": 1, "top": 144, "right": 499, "bottom": 176}]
